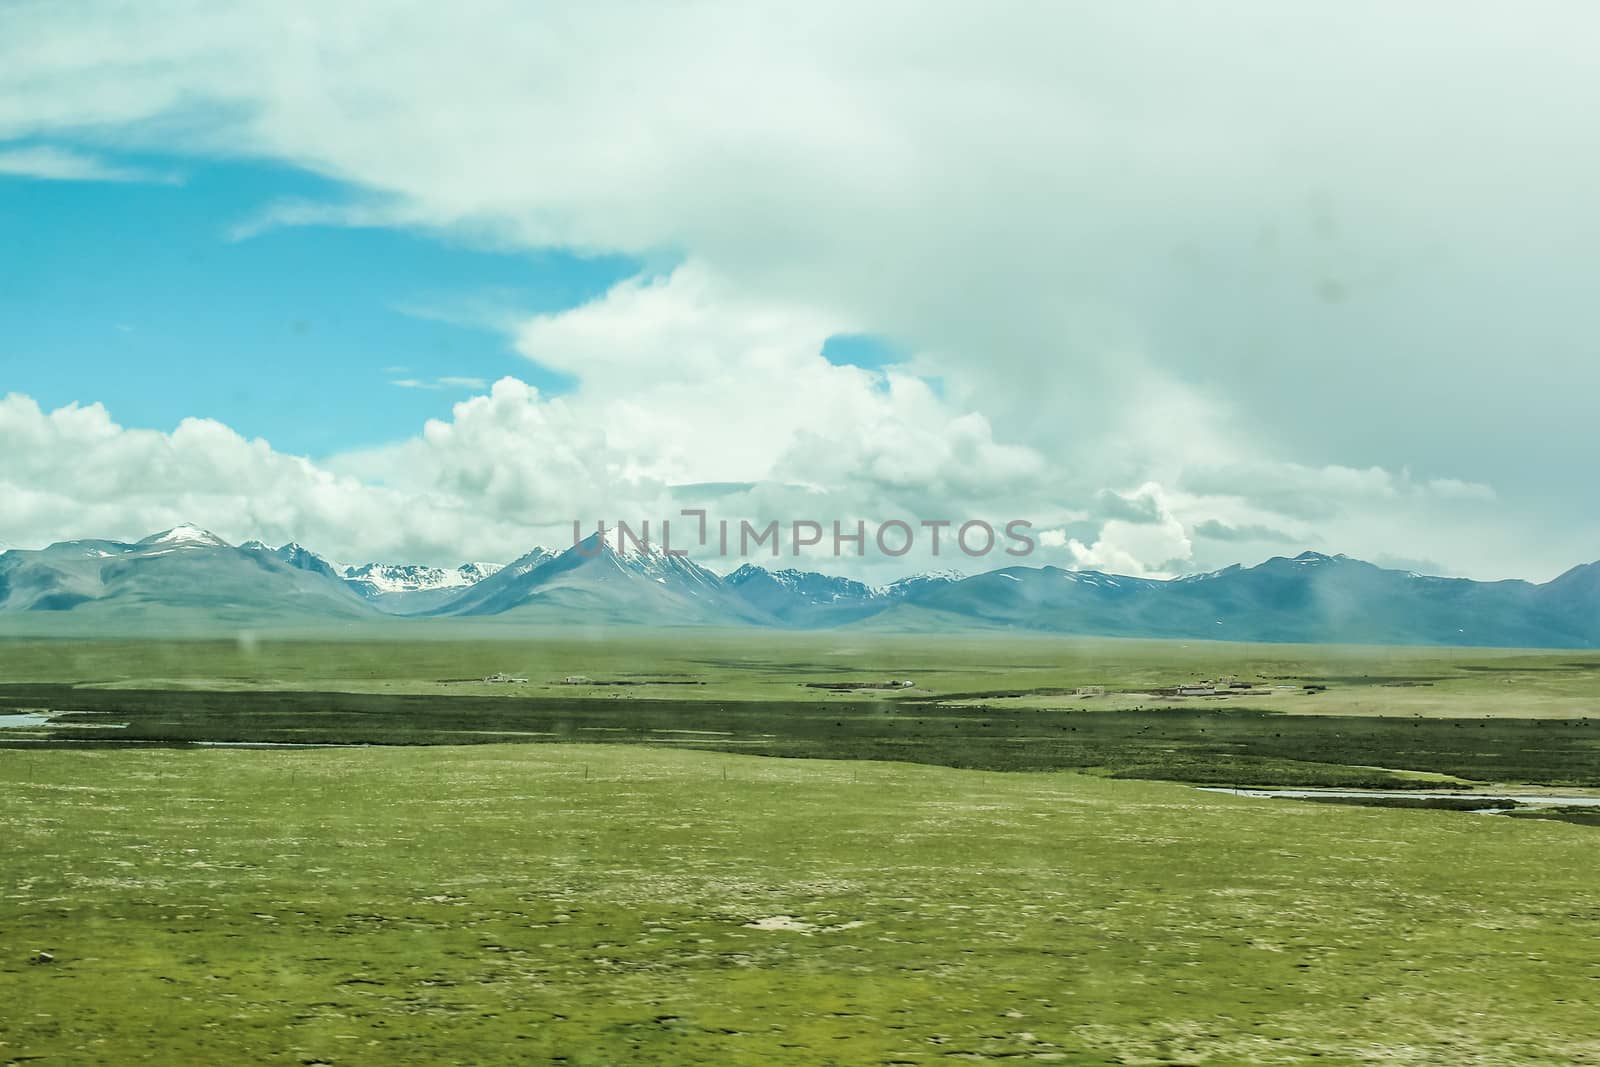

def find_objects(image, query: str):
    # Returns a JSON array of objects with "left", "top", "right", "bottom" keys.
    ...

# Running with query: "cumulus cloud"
[
  {"left": 0, "top": 375, "right": 1573, "bottom": 581},
  {"left": 1059, "top": 484, "right": 1193, "bottom": 578},
  {"left": 1068, "top": 516, "right": 1194, "bottom": 579},
  {"left": 334, "top": 266, "right": 1057, "bottom": 577},
  {"left": 0, "top": 392, "right": 532, "bottom": 565},
  {"left": 510, "top": 262, "right": 1046, "bottom": 503}
]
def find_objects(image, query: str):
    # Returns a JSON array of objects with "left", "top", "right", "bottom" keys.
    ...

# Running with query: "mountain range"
[{"left": 1, "top": 525, "right": 1597, "bottom": 647}]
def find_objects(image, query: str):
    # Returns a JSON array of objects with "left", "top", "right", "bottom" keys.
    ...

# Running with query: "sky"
[{"left": 1, "top": 2, "right": 1597, "bottom": 582}]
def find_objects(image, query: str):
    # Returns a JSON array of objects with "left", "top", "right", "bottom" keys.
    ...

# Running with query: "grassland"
[
  {"left": 3, "top": 634, "right": 1599, "bottom": 1064},
  {"left": 5, "top": 744, "right": 1600, "bottom": 1066},
  {"left": 2, "top": 630, "right": 1598, "bottom": 713},
  {"left": 3, "top": 635, "right": 1599, "bottom": 790}
]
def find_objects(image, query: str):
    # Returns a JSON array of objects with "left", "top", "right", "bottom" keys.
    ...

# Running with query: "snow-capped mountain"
[
  {"left": 240, "top": 539, "right": 342, "bottom": 579},
  {"left": 342, "top": 561, "right": 506, "bottom": 594},
  {"left": 340, "top": 560, "right": 510, "bottom": 614},
  {"left": 884, "top": 569, "right": 964, "bottom": 599},
  {"left": 0, "top": 527, "right": 372, "bottom": 620},
  {"left": 136, "top": 523, "right": 232, "bottom": 550},
  {"left": 235, "top": 540, "right": 514, "bottom": 613},
  {"left": 433, "top": 534, "right": 765, "bottom": 623},
  {"left": 724, "top": 564, "right": 882, "bottom": 619},
  {"left": 3, "top": 530, "right": 1599, "bottom": 647},
  {"left": 722, "top": 563, "right": 962, "bottom": 625},
  {"left": 727, "top": 565, "right": 881, "bottom": 601},
  {"left": 275, "top": 542, "right": 341, "bottom": 579},
  {"left": 863, "top": 549, "right": 1591, "bottom": 646}
]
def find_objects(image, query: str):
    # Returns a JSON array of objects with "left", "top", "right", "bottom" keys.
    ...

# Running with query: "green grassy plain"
[
  {"left": 3, "top": 631, "right": 1599, "bottom": 716},
  {"left": 4, "top": 635, "right": 1600, "bottom": 791},
  {"left": 5, "top": 744, "right": 1600, "bottom": 1066},
  {"left": 3, "top": 634, "right": 1599, "bottom": 1064}
]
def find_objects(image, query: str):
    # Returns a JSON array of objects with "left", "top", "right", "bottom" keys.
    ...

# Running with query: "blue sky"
[{"left": 1, "top": 151, "right": 639, "bottom": 456}]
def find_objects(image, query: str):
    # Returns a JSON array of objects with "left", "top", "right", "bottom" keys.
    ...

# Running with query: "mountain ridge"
[{"left": 1, "top": 527, "right": 1597, "bottom": 647}]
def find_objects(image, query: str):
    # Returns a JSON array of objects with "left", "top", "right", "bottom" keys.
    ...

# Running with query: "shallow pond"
[{"left": 1201, "top": 786, "right": 1600, "bottom": 809}]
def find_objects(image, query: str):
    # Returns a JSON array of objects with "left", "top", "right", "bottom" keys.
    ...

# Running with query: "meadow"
[
  {"left": 3, "top": 634, "right": 1599, "bottom": 789},
  {"left": 2, "top": 629, "right": 1598, "bottom": 713},
  {"left": 3, "top": 634, "right": 1600, "bottom": 1064},
  {"left": 5, "top": 744, "right": 1600, "bottom": 1066}
]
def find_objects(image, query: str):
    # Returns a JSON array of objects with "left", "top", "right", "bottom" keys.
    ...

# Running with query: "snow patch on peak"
[
  {"left": 502, "top": 548, "right": 553, "bottom": 577},
  {"left": 886, "top": 569, "right": 964, "bottom": 590},
  {"left": 458, "top": 562, "right": 505, "bottom": 583},
  {"left": 341, "top": 561, "right": 505, "bottom": 594},
  {"left": 1175, "top": 563, "right": 1242, "bottom": 583},
  {"left": 138, "top": 524, "right": 229, "bottom": 549}
]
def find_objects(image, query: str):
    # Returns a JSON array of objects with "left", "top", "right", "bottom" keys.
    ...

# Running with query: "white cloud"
[
  {"left": 1425, "top": 478, "right": 1498, "bottom": 503},
  {"left": 390, "top": 376, "right": 488, "bottom": 391},
  {"left": 0, "top": 376, "right": 1574, "bottom": 581},
  {"left": 506, "top": 262, "right": 1046, "bottom": 501},
  {"left": 1191, "top": 519, "right": 1302, "bottom": 546},
  {"left": 0, "top": 392, "right": 531, "bottom": 565},
  {"left": 226, "top": 197, "right": 427, "bottom": 241},
  {"left": 0, "top": 144, "right": 179, "bottom": 183},
  {"left": 1063, "top": 485, "right": 1193, "bottom": 578},
  {"left": 332, "top": 265, "right": 1057, "bottom": 577},
  {"left": 1179, "top": 461, "right": 1497, "bottom": 522},
  {"left": 1068, "top": 515, "right": 1193, "bottom": 579}
]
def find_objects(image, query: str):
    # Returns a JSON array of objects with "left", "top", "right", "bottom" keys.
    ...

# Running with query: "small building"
[
  {"left": 562, "top": 675, "right": 592, "bottom": 685},
  {"left": 484, "top": 672, "right": 529, "bottom": 684},
  {"left": 1176, "top": 686, "right": 1217, "bottom": 697},
  {"left": 1075, "top": 685, "right": 1106, "bottom": 697}
]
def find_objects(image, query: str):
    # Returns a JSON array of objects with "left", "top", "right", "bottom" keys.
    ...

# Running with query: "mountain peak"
[
  {"left": 272, "top": 541, "right": 339, "bottom": 578},
  {"left": 137, "top": 524, "right": 230, "bottom": 549},
  {"left": 341, "top": 560, "right": 503, "bottom": 594}
]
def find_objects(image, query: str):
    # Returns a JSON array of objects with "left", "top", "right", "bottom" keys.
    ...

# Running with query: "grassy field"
[
  {"left": 2, "top": 631, "right": 1599, "bottom": 716},
  {"left": 4, "top": 743, "right": 1600, "bottom": 1066},
  {"left": 3, "top": 634, "right": 1599, "bottom": 790},
  {"left": 3, "top": 634, "right": 1598, "bottom": 1064}
]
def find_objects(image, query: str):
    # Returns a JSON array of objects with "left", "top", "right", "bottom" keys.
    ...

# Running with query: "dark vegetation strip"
[
  {"left": 1504, "top": 807, "right": 1600, "bottom": 827},
  {"left": 3, "top": 683, "right": 1598, "bottom": 788},
  {"left": 1284, "top": 796, "right": 1519, "bottom": 812}
]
